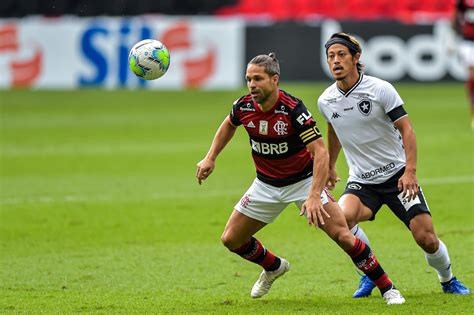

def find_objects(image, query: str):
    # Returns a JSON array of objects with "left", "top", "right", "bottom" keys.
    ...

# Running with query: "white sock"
[
  {"left": 351, "top": 224, "right": 371, "bottom": 247},
  {"left": 425, "top": 239, "right": 453, "bottom": 283}
]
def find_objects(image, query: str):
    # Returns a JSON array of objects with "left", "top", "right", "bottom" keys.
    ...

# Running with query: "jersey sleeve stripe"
[
  {"left": 301, "top": 133, "right": 317, "bottom": 142},
  {"left": 300, "top": 128, "right": 314, "bottom": 137},
  {"left": 299, "top": 127, "right": 322, "bottom": 144},
  {"left": 301, "top": 133, "right": 321, "bottom": 144}
]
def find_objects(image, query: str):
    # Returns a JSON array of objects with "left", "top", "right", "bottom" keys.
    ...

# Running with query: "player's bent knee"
[
  {"left": 220, "top": 231, "right": 233, "bottom": 249},
  {"left": 329, "top": 229, "right": 354, "bottom": 250},
  {"left": 340, "top": 207, "right": 363, "bottom": 229},
  {"left": 414, "top": 232, "right": 439, "bottom": 253},
  {"left": 220, "top": 230, "right": 243, "bottom": 251}
]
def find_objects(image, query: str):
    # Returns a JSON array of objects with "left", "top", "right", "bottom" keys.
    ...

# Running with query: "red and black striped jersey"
[
  {"left": 229, "top": 89, "right": 321, "bottom": 187},
  {"left": 457, "top": 0, "right": 474, "bottom": 40}
]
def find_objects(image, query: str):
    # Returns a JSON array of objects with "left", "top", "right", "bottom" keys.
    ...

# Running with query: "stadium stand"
[
  {"left": 216, "top": 0, "right": 455, "bottom": 22},
  {"left": 0, "top": 0, "right": 453, "bottom": 22},
  {"left": 0, "top": 0, "right": 236, "bottom": 17}
]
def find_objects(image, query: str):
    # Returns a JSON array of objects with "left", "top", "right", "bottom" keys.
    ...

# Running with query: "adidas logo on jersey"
[{"left": 247, "top": 121, "right": 255, "bottom": 128}]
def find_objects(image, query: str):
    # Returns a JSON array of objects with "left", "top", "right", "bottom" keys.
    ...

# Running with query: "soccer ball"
[{"left": 128, "top": 39, "right": 170, "bottom": 80}]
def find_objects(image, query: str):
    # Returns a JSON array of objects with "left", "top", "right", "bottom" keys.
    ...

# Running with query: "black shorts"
[{"left": 342, "top": 168, "right": 431, "bottom": 229}]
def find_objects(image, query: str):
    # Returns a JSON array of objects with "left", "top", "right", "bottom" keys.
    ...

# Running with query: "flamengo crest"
[
  {"left": 273, "top": 120, "right": 288, "bottom": 136},
  {"left": 357, "top": 99, "right": 372, "bottom": 116}
]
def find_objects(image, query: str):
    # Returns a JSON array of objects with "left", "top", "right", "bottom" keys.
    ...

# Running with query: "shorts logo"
[
  {"left": 347, "top": 183, "right": 362, "bottom": 190},
  {"left": 240, "top": 194, "right": 251, "bottom": 208},
  {"left": 397, "top": 191, "right": 421, "bottom": 211},
  {"left": 358, "top": 99, "right": 372, "bottom": 116}
]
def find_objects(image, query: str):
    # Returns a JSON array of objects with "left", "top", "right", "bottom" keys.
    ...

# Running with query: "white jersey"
[{"left": 318, "top": 74, "right": 407, "bottom": 184}]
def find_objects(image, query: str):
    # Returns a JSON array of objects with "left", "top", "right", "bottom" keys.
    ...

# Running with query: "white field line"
[
  {"left": 0, "top": 175, "right": 472, "bottom": 206},
  {"left": 0, "top": 143, "right": 205, "bottom": 156},
  {"left": 420, "top": 175, "right": 474, "bottom": 185},
  {"left": 0, "top": 189, "right": 240, "bottom": 206}
]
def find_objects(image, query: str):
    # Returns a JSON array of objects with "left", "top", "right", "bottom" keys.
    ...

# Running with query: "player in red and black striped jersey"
[
  {"left": 454, "top": 0, "right": 474, "bottom": 127},
  {"left": 196, "top": 53, "right": 404, "bottom": 304},
  {"left": 456, "top": 0, "right": 474, "bottom": 41},
  {"left": 229, "top": 89, "right": 321, "bottom": 187}
]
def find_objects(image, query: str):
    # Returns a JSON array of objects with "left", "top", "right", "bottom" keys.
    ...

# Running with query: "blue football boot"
[
  {"left": 441, "top": 277, "right": 471, "bottom": 295},
  {"left": 353, "top": 274, "right": 376, "bottom": 298}
]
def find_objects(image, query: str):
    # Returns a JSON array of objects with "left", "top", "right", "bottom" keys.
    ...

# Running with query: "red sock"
[
  {"left": 347, "top": 238, "right": 393, "bottom": 293},
  {"left": 231, "top": 237, "right": 281, "bottom": 271}
]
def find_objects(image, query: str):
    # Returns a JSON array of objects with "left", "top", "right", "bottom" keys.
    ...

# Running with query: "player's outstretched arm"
[
  {"left": 327, "top": 123, "right": 342, "bottom": 189},
  {"left": 394, "top": 116, "right": 419, "bottom": 200},
  {"left": 196, "top": 116, "right": 238, "bottom": 185}
]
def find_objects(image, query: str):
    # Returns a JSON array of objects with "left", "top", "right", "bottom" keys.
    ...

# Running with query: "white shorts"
[
  {"left": 460, "top": 40, "right": 474, "bottom": 66},
  {"left": 234, "top": 177, "right": 333, "bottom": 224}
]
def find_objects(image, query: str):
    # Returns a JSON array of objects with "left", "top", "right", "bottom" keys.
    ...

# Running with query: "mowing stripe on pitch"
[{"left": 1, "top": 175, "right": 473, "bottom": 206}]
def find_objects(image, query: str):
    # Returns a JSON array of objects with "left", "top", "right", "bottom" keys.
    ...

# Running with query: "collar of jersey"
[
  {"left": 254, "top": 89, "right": 282, "bottom": 113},
  {"left": 336, "top": 73, "right": 364, "bottom": 97}
]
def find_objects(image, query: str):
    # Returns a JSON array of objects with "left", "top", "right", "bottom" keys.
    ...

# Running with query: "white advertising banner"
[{"left": 0, "top": 16, "right": 245, "bottom": 89}]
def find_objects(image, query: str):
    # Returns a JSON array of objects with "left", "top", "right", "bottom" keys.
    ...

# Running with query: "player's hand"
[
  {"left": 398, "top": 169, "right": 419, "bottom": 201},
  {"left": 196, "top": 158, "right": 215, "bottom": 185},
  {"left": 327, "top": 168, "right": 340, "bottom": 190},
  {"left": 299, "top": 195, "right": 330, "bottom": 228}
]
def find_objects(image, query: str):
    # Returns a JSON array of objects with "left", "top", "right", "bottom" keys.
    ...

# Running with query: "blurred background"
[{"left": 0, "top": 0, "right": 463, "bottom": 89}]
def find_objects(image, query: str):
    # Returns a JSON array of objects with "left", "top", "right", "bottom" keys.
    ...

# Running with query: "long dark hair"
[{"left": 326, "top": 32, "right": 364, "bottom": 73}]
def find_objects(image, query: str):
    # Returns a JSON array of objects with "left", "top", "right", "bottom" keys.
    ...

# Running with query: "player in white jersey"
[{"left": 318, "top": 32, "right": 471, "bottom": 297}]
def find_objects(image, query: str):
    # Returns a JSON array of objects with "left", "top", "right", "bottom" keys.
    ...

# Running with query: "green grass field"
[{"left": 1, "top": 83, "right": 473, "bottom": 314}]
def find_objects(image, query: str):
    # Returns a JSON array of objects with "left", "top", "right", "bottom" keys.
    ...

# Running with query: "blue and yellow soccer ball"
[{"left": 128, "top": 39, "right": 170, "bottom": 80}]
